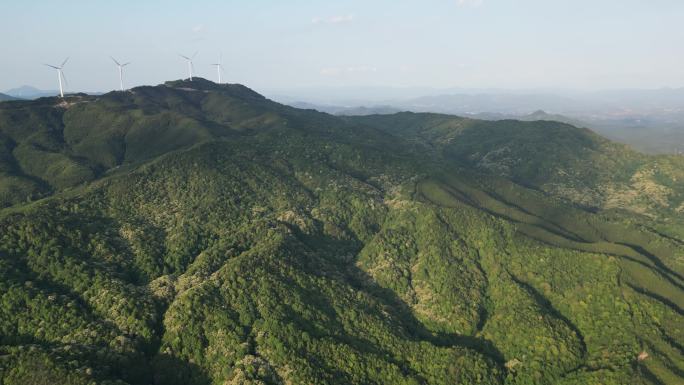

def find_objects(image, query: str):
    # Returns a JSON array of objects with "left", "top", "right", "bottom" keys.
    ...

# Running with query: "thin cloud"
[
  {"left": 312, "top": 14, "right": 355, "bottom": 25},
  {"left": 192, "top": 24, "right": 204, "bottom": 33},
  {"left": 456, "top": 0, "right": 483, "bottom": 8}
]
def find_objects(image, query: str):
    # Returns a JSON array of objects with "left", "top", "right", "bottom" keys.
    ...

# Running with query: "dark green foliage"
[{"left": 0, "top": 79, "right": 681, "bottom": 384}]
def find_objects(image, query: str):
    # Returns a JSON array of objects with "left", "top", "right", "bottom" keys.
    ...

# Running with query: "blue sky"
[{"left": 1, "top": 0, "right": 683, "bottom": 92}]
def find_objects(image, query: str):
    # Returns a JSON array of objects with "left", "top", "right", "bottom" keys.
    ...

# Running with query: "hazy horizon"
[{"left": 2, "top": 0, "right": 683, "bottom": 93}]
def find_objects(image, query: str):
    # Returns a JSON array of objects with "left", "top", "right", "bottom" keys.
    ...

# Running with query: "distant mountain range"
[
  {"left": 4, "top": 85, "right": 59, "bottom": 99},
  {"left": 4, "top": 85, "right": 107, "bottom": 99},
  {"left": 273, "top": 87, "right": 684, "bottom": 154},
  {"left": 0, "top": 92, "right": 19, "bottom": 101},
  {"left": 287, "top": 101, "right": 588, "bottom": 127},
  {"left": 288, "top": 101, "right": 402, "bottom": 116},
  {"left": 272, "top": 88, "right": 684, "bottom": 116}
]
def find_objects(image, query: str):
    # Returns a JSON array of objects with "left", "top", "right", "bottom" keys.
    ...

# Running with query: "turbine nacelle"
[
  {"left": 211, "top": 53, "right": 224, "bottom": 84},
  {"left": 43, "top": 57, "right": 69, "bottom": 98},
  {"left": 179, "top": 52, "right": 197, "bottom": 81},
  {"left": 111, "top": 57, "right": 131, "bottom": 91}
]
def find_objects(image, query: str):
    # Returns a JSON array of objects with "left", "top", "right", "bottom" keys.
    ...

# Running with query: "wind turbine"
[
  {"left": 179, "top": 52, "right": 197, "bottom": 81},
  {"left": 110, "top": 57, "right": 130, "bottom": 91},
  {"left": 44, "top": 57, "right": 69, "bottom": 98},
  {"left": 210, "top": 54, "right": 224, "bottom": 84}
]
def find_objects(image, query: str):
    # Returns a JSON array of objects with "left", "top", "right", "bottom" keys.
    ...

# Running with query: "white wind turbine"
[
  {"left": 179, "top": 52, "right": 197, "bottom": 81},
  {"left": 44, "top": 57, "right": 69, "bottom": 98},
  {"left": 210, "top": 54, "right": 224, "bottom": 84},
  {"left": 110, "top": 57, "right": 131, "bottom": 91}
]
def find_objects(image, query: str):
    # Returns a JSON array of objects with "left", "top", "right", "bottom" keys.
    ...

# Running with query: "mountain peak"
[
  {"left": 162, "top": 77, "right": 266, "bottom": 101},
  {"left": 4, "top": 85, "right": 59, "bottom": 99},
  {"left": 530, "top": 109, "right": 548, "bottom": 115}
]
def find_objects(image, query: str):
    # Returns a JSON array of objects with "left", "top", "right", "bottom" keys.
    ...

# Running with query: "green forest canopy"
[{"left": 0, "top": 78, "right": 682, "bottom": 385}]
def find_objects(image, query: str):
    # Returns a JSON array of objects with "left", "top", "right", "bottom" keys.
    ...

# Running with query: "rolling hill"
[
  {"left": 0, "top": 93, "right": 18, "bottom": 102},
  {"left": 0, "top": 78, "right": 682, "bottom": 385},
  {"left": 4, "top": 86, "right": 59, "bottom": 100}
]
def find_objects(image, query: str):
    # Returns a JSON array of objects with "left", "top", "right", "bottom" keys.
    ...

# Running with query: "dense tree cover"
[
  {"left": 0, "top": 79, "right": 682, "bottom": 384},
  {"left": 351, "top": 113, "right": 684, "bottom": 216}
]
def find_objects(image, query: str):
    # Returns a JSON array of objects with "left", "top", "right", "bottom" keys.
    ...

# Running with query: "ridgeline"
[{"left": 0, "top": 78, "right": 682, "bottom": 385}]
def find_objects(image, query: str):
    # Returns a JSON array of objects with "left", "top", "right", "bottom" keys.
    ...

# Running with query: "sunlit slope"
[
  {"left": 0, "top": 80, "right": 682, "bottom": 385},
  {"left": 0, "top": 79, "right": 317, "bottom": 207},
  {"left": 351, "top": 112, "right": 684, "bottom": 217}
]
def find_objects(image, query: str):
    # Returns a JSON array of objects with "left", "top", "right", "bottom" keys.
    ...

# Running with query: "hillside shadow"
[
  {"left": 348, "top": 265, "right": 506, "bottom": 365},
  {"left": 289, "top": 225, "right": 507, "bottom": 367},
  {"left": 152, "top": 353, "right": 212, "bottom": 385},
  {"left": 508, "top": 272, "right": 588, "bottom": 360}
]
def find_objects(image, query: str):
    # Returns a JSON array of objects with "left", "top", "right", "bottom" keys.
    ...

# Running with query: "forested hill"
[{"left": 0, "top": 78, "right": 683, "bottom": 385}]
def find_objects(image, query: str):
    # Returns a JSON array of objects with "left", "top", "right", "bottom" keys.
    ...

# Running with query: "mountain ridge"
[
  {"left": 0, "top": 78, "right": 682, "bottom": 385},
  {"left": 0, "top": 92, "right": 19, "bottom": 101}
]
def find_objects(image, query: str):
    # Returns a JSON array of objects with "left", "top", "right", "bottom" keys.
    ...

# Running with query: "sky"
[{"left": 1, "top": 0, "right": 683, "bottom": 93}]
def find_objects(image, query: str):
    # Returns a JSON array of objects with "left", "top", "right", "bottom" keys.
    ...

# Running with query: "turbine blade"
[
  {"left": 122, "top": 62, "right": 131, "bottom": 67},
  {"left": 61, "top": 57, "right": 69, "bottom": 67},
  {"left": 179, "top": 54, "right": 190, "bottom": 60},
  {"left": 110, "top": 56, "right": 121, "bottom": 66},
  {"left": 44, "top": 64, "right": 59, "bottom": 69},
  {"left": 60, "top": 70, "right": 69, "bottom": 88},
  {"left": 192, "top": 51, "right": 198, "bottom": 59}
]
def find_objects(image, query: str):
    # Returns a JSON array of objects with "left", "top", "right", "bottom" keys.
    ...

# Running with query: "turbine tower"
[
  {"left": 179, "top": 52, "right": 197, "bottom": 81},
  {"left": 211, "top": 54, "right": 224, "bottom": 84},
  {"left": 110, "top": 57, "right": 130, "bottom": 91},
  {"left": 44, "top": 57, "right": 69, "bottom": 98}
]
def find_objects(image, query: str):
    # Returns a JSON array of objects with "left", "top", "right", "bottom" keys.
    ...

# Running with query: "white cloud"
[
  {"left": 192, "top": 24, "right": 204, "bottom": 33},
  {"left": 329, "top": 14, "right": 354, "bottom": 23},
  {"left": 456, "top": 0, "right": 483, "bottom": 8},
  {"left": 320, "top": 66, "right": 377, "bottom": 76},
  {"left": 312, "top": 14, "right": 354, "bottom": 25}
]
